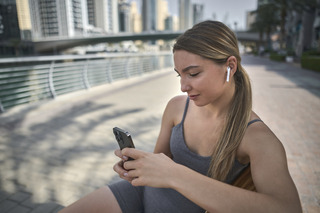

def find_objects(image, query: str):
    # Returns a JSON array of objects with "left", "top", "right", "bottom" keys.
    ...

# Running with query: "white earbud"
[{"left": 226, "top": 67, "right": 231, "bottom": 82}]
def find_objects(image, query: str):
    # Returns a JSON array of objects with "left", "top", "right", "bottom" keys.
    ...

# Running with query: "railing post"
[
  {"left": 107, "top": 58, "right": 113, "bottom": 83},
  {"left": 125, "top": 58, "right": 130, "bottom": 78},
  {"left": 0, "top": 100, "right": 4, "bottom": 113},
  {"left": 48, "top": 61, "right": 56, "bottom": 99},
  {"left": 82, "top": 59, "right": 90, "bottom": 89}
]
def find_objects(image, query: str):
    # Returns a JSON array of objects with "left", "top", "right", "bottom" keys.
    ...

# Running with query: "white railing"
[{"left": 0, "top": 52, "right": 173, "bottom": 112}]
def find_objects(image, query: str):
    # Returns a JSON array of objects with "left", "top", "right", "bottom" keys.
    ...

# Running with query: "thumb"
[{"left": 122, "top": 148, "right": 146, "bottom": 160}]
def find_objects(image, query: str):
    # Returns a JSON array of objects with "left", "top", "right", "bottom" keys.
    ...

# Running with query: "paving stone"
[
  {"left": 21, "top": 198, "right": 40, "bottom": 209},
  {"left": 8, "top": 191, "right": 31, "bottom": 203},
  {"left": 0, "top": 191, "right": 11, "bottom": 202},
  {"left": 0, "top": 55, "right": 319, "bottom": 212},
  {"left": 29, "top": 203, "right": 63, "bottom": 213},
  {"left": 7, "top": 205, "right": 31, "bottom": 213},
  {"left": 0, "top": 200, "right": 17, "bottom": 212}
]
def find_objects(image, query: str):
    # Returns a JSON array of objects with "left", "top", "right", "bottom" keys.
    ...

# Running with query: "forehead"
[
  {"left": 174, "top": 50, "right": 202, "bottom": 61},
  {"left": 173, "top": 50, "right": 216, "bottom": 69}
]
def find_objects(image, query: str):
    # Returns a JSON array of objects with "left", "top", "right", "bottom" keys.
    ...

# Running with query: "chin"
[{"left": 191, "top": 99, "right": 207, "bottom": 107}]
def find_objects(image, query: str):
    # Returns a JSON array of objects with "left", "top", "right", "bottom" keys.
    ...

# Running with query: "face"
[{"left": 173, "top": 50, "right": 228, "bottom": 106}]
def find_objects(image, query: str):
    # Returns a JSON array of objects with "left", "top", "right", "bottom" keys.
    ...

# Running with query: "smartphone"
[{"left": 113, "top": 127, "right": 135, "bottom": 150}]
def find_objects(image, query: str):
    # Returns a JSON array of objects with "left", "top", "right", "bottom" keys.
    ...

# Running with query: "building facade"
[
  {"left": 142, "top": 0, "right": 157, "bottom": 31},
  {"left": 94, "top": 0, "right": 118, "bottom": 34},
  {"left": 119, "top": 0, "right": 130, "bottom": 32},
  {"left": 193, "top": 3, "right": 203, "bottom": 25},
  {"left": 179, "top": 0, "right": 192, "bottom": 30},
  {"left": 29, "top": 0, "right": 89, "bottom": 39}
]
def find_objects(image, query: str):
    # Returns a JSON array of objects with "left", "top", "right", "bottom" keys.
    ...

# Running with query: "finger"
[
  {"left": 114, "top": 149, "right": 128, "bottom": 161},
  {"left": 127, "top": 169, "right": 140, "bottom": 179},
  {"left": 113, "top": 160, "right": 129, "bottom": 175},
  {"left": 123, "top": 160, "right": 135, "bottom": 171},
  {"left": 121, "top": 148, "right": 147, "bottom": 160},
  {"left": 113, "top": 161, "right": 134, "bottom": 181},
  {"left": 131, "top": 177, "right": 144, "bottom": 186}
]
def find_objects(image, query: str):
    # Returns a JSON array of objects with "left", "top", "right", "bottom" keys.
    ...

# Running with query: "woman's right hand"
[{"left": 113, "top": 149, "right": 134, "bottom": 182}]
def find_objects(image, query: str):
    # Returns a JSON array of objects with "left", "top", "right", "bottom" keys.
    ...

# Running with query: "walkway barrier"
[{"left": 0, "top": 52, "right": 173, "bottom": 112}]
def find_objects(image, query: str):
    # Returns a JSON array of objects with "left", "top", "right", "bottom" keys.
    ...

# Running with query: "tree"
[
  {"left": 270, "top": 0, "right": 319, "bottom": 51},
  {"left": 250, "top": 3, "right": 280, "bottom": 51}
]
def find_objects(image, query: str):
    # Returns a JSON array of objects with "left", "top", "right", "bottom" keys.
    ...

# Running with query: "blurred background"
[
  {"left": 0, "top": 1, "right": 320, "bottom": 213},
  {"left": 0, "top": 0, "right": 319, "bottom": 58},
  {"left": 1, "top": 0, "right": 319, "bottom": 112}
]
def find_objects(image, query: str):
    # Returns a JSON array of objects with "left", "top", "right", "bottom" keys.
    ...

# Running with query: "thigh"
[
  {"left": 59, "top": 186, "right": 122, "bottom": 213},
  {"left": 109, "top": 180, "right": 144, "bottom": 213}
]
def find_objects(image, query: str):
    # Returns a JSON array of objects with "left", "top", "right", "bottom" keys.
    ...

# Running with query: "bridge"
[{"left": 33, "top": 31, "right": 266, "bottom": 53}]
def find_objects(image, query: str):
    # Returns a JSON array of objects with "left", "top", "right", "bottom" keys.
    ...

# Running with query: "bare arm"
[
  {"left": 153, "top": 95, "right": 186, "bottom": 156},
  {"left": 123, "top": 122, "right": 302, "bottom": 213},
  {"left": 113, "top": 95, "right": 186, "bottom": 180},
  {"left": 165, "top": 122, "right": 301, "bottom": 213}
]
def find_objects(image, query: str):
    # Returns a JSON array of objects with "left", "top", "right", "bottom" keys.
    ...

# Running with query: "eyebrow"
[{"left": 174, "top": 65, "right": 200, "bottom": 73}]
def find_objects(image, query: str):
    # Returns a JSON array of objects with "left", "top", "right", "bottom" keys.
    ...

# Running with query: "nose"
[{"left": 180, "top": 78, "right": 191, "bottom": 93}]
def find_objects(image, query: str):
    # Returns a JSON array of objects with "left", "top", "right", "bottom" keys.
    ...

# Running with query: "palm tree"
[{"left": 250, "top": 3, "right": 279, "bottom": 52}]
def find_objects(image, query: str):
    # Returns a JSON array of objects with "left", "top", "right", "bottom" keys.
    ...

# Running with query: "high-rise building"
[
  {"left": 130, "top": 1, "right": 142, "bottom": 33},
  {"left": 165, "top": 16, "right": 173, "bottom": 31},
  {"left": 0, "top": 0, "right": 20, "bottom": 40},
  {"left": 193, "top": 3, "right": 203, "bottom": 25},
  {"left": 119, "top": 0, "right": 130, "bottom": 32},
  {"left": 157, "top": 0, "right": 168, "bottom": 31},
  {"left": 179, "top": 0, "right": 192, "bottom": 30},
  {"left": 142, "top": 0, "right": 157, "bottom": 31},
  {"left": 29, "top": 0, "right": 89, "bottom": 39},
  {"left": 16, "top": 0, "right": 32, "bottom": 40},
  {"left": 94, "top": 0, "right": 119, "bottom": 33},
  {"left": 0, "top": 0, "right": 34, "bottom": 56},
  {"left": 142, "top": 0, "right": 170, "bottom": 32},
  {"left": 165, "top": 15, "right": 179, "bottom": 31},
  {"left": 87, "top": 0, "right": 95, "bottom": 26},
  {"left": 246, "top": 10, "right": 256, "bottom": 30}
]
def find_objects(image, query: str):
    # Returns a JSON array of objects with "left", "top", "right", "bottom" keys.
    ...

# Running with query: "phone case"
[{"left": 113, "top": 127, "right": 135, "bottom": 150}]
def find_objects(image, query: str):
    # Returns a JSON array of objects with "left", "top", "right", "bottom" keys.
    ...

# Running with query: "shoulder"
[
  {"left": 241, "top": 118, "right": 285, "bottom": 157},
  {"left": 165, "top": 95, "right": 188, "bottom": 116},
  {"left": 238, "top": 112, "right": 286, "bottom": 165},
  {"left": 237, "top": 115, "right": 288, "bottom": 175},
  {"left": 247, "top": 121, "right": 284, "bottom": 155},
  {"left": 238, "top": 115, "right": 301, "bottom": 206},
  {"left": 167, "top": 95, "right": 188, "bottom": 106},
  {"left": 164, "top": 95, "right": 188, "bottom": 126}
]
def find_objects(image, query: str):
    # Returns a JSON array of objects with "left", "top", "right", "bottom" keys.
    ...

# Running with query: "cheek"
[{"left": 201, "top": 77, "right": 224, "bottom": 94}]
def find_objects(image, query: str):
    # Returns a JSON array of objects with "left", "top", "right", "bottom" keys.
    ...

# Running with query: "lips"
[{"left": 189, "top": 94, "right": 199, "bottom": 100}]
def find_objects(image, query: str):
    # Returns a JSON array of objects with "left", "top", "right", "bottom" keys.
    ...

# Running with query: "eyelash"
[
  {"left": 189, "top": 73, "right": 199, "bottom": 77},
  {"left": 176, "top": 73, "right": 199, "bottom": 78}
]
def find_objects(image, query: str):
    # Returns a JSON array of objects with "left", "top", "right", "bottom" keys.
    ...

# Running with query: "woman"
[{"left": 60, "top": 21, "right": 302, "bottom": 213}]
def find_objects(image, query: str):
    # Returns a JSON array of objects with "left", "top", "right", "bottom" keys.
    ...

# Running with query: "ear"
[{"left": 226, "top": 56, "right": 237, "bottom": 77}]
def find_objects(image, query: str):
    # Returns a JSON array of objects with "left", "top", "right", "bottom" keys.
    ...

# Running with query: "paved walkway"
[{"left": 0, "top": 55, "right": 319, "bottom": 213}]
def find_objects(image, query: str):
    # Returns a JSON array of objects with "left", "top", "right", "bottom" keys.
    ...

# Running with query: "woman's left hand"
[{"left": 121, "top": 148, "right": 178, "bottom": 188}]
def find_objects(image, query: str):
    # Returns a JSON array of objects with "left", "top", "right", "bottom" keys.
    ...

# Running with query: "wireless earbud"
[{"left": 226, "top": 67, "right": 231, "bottom": 82}]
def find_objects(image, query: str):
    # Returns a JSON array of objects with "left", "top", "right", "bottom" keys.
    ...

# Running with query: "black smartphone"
[{"left": 113, "top": 127, "right": 135, "bottom": 150}]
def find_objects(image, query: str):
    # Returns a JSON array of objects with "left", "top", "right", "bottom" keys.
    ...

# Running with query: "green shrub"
[
  {"left": 301, "top": 55, "right": 320, "bottom": 72},
  {"left": 302, "top": 50, "right": 320, "bottom": 56},
  {"left": 270, "top": 53, "right": 286, "bottom": 62}
]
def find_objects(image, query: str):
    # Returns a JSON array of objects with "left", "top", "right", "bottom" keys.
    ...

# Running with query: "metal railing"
[{"left": 0, "top": 52, "right": 173, "bottom": 112}]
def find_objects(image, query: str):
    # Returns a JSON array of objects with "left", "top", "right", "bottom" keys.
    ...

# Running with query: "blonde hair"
[{"left": 173, "top": 21, "right": 252, "bottom": 181}]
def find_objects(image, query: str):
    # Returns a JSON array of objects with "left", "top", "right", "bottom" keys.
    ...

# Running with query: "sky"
[{"left": 129, "top": 0, "right": 258, "bottom": 30}]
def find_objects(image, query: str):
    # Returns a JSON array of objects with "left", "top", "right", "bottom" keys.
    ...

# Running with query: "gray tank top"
[
  {"left": 143, "top": 98, "right": 253, "bottom": 213},
  {"left": 170, "top": 97, "right": 249, "bottom": 184}
]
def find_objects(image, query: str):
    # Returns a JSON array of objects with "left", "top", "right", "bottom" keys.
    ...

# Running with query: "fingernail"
[
  {"left": 122, "top": 156, "right": 128, "bottom": 160},
  {"left": 124, "top": 172, "right": 128, "bottom": 177}
]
